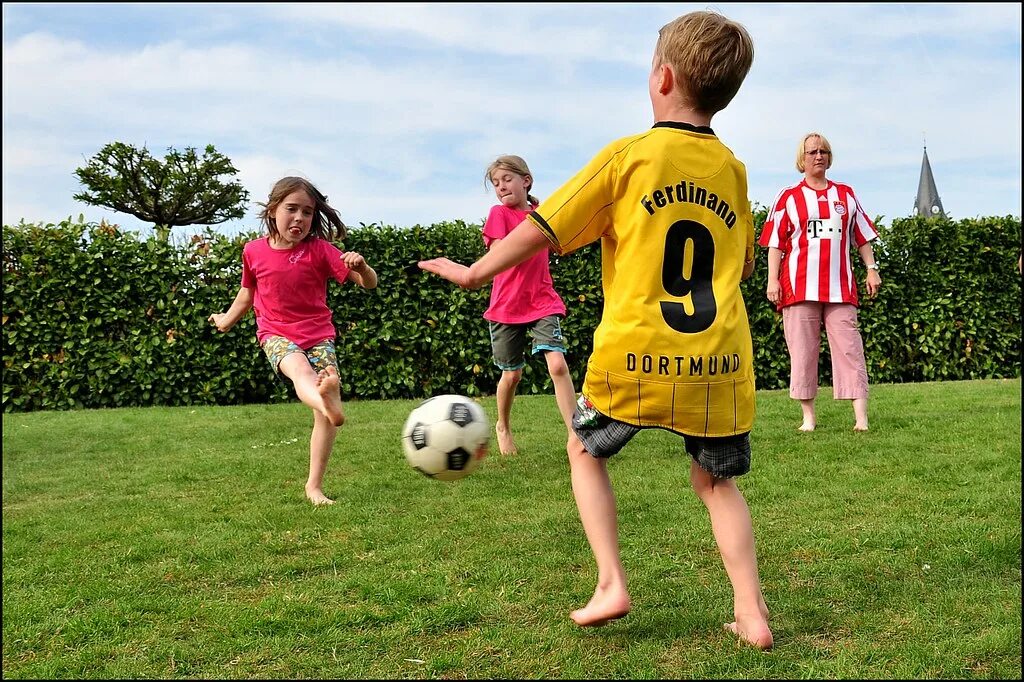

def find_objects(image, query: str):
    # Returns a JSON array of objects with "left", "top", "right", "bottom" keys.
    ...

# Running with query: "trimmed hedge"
[{"left": 2, "top": 214, "right": 1020, "bottom": 412}]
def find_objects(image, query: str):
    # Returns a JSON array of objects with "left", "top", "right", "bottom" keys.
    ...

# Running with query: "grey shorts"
[
  {"left": 488, "top": 315, "right": 566, "bottom": 371},
  {"left": 571, "top": 394, "right": 751, "bottom": 479}
]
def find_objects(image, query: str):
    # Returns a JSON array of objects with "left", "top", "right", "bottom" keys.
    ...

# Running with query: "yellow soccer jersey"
[{"left": 528, "top": 122, "right": 756, "bottom": 437}]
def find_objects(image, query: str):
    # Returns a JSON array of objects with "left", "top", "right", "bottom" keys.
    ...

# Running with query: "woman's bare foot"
[
  {"left": 570, "top": 585, "right": 631, "bottom": 627},
  {"left": 495, "top": 424, "right": 518, "bottom": 456},
  {"left": 317, "top": 366, "right": 345, "bottom": 427},
  {"left": 305, "top": 486, "right": 335, "bottom": 506}
]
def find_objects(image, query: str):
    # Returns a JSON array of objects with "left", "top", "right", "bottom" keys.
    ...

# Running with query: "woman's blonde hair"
[
  {"left": 258, "top": 176, "right": 346, "bottom": 242},
  {"left": 485, "top": 155, "right": 539, "bottom": 206},
  {"left": 796, "top": 133, "right": 833, "bottom": 173}
]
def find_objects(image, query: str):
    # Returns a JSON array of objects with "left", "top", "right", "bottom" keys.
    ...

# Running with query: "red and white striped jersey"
[{"left": 758, "top": 179, "right": 878, "bottom": 309}]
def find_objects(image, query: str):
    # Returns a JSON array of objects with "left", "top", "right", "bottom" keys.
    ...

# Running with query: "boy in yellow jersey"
[{"left": 419, "top": 10, "right": 772, "bottom": 650}]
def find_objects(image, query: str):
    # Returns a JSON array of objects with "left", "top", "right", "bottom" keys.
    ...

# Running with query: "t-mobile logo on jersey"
[{"left": 806, "top": 216, "right": 842, "bottom": 240}]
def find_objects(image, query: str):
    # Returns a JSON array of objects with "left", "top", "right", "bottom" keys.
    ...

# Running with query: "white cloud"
[
  {"left": 2, "top": 3, "right": 1020, "bottom": 234},
  {"left": 265, "top": 2, "right": 651, "bottom": 65}
]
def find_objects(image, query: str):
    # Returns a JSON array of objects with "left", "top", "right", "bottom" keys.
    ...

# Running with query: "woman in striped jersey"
[{"left": 759, "top": 133, "right": 882, "bottom": 432}]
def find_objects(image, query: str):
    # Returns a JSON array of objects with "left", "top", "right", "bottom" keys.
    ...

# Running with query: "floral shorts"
[{"left": 261, "top": 336, "right": 337, "bottom": 382}]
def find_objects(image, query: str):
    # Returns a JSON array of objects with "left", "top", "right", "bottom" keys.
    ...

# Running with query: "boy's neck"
[{"left": 654, "top": 103, "right": 712, "bottom": 129}]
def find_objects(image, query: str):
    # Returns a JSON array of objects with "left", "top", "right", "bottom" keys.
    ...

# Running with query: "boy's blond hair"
[
  {"left": 795, "top": 133, "right": 833, "bottom": 173},
  {"left": 655, "top": 10, "right": 754, "bottom": 115}
]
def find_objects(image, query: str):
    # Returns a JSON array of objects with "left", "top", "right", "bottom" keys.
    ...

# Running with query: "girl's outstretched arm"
[
  {"left": 343, "top": 251, "right": 379, "bottom": 289},
  {"left": 208, "top": 286, "right": 254, "bottom": 332},
  {"left": 419, "top": 219, "right": 550, "bottom": 289}
]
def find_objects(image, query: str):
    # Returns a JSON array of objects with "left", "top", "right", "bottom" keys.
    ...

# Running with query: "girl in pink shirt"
[
  {"left": 209, "top": 176, "right": 378, "bottom": 505},
  {"left": 483, "top": 156, "right": 576, "bottom": 455}
]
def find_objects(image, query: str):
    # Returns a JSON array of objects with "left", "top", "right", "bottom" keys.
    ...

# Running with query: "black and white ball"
[{"left": 401, "top": 394, "right": 489, "bottom": 481}]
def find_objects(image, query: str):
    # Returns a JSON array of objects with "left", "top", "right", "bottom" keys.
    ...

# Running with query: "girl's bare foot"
[
  {"left": 317, "top": 366, "right": 345, "bottom": 427},
  {"left": 305, "top": 486, "right": 335, "bottom": 506},
  {"left": 724, "top": 614, "right": 773, "bottom": 650},
  {"left": 798, "top": 421, "right": 815, "bottom": 432},
  {"left": 854, "top": 423, "right": 869, "bottom": 432},
  {"left": 725, "top": 599, "right": 772, "bottom": 650},
  {"left": 495, "top": 424, "right": 518, "bottom": 456},
  {"left": 570, "top": 585, "right": 631, "bottom": 627}
]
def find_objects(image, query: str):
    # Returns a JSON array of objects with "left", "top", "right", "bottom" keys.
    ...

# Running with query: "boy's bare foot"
[
  {"left": 724, "top": 614, "right": 773, "bottom": 650},
  {"left": 853, "top": 423, "right": 869, "bottom": 432},
  {"left": 305, "top": 486, "right": 335, "bottom": 506},
  {"left": 317, "top": 366, "right": 345, "bottom": 427},
  {"left": 570, "top": 586, "right": 631, "bottom": 627},
  {"left": 798, "top": 421, "right": 815, "bottom": 432},
  {"left": 495, "top": 425, "right": 518, "bottom": 456}
]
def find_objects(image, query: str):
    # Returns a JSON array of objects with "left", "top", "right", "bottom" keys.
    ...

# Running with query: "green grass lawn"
[{"left": 3, "top": 379, "right": 1021, "bottom": 679}]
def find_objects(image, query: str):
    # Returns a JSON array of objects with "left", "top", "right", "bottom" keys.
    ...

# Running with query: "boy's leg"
[
  {"left": 306, "top": 409, "right": 339, "bottom": 506},
  {"left": 782, "top": 302, "right": 822, "bottom": 431},
  {"left": 689, "top": 460, "right": 773, "bottom": 650},
  {"left": 567, "top": 432, "right": 630, "bottom": 626},
  {"left": 822, "top": 304, "right": 869, "bottom": 431}
]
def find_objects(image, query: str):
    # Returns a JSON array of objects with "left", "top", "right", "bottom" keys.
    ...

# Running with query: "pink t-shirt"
[
  {"left": 241, "top": 236, "right": 351, "bottom": 348},
  {"left": 482, "top": 204, "right": 566, "bottom": 324}
]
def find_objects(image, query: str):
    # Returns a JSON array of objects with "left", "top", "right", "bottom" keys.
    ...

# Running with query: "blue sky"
[{"left": 3, "top": 3, "right": 1021, "bottom": 237}]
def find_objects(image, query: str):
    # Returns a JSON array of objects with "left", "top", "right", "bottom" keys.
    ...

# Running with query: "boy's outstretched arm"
[{"left": 418, "top": 219, "right": 551, "bottom": 289}]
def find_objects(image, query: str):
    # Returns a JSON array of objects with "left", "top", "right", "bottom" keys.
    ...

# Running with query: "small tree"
[{"left": 74, "top": 142, "right": 250, "bottom": 241}]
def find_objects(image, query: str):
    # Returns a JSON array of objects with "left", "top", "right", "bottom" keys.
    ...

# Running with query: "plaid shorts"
[
  {"left": 261, "top": 336, "right": 338, "bottom": 382},
  {"left": 571, "top": 394, "right": 751, "bottom": 479}
]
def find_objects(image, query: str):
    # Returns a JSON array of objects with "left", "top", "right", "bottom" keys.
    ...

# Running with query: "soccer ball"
[{"left": 401, "top": 394, "right": 489, "bottom": 481}]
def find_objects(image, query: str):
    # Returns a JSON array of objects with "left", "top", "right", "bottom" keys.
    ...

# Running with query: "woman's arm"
[
  {"left": 858, "top": 242, "right": 881, "bottom": 298},
  {"left": 765, "top": 247, "right": 783, "bottom": 305}
]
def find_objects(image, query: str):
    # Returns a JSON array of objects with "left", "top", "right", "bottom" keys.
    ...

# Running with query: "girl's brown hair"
[{"left": 258, "top": 176, "right": 346, "bottom": 242}]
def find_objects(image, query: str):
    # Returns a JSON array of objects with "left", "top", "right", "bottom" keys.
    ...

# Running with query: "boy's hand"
[{"left": 418, "top": 258, "right": 472, "bottom": 288}]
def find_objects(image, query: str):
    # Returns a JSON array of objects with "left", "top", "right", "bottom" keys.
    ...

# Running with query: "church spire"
[{"left": 914, "top": 142, "right": 945, "bottom": 218}]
